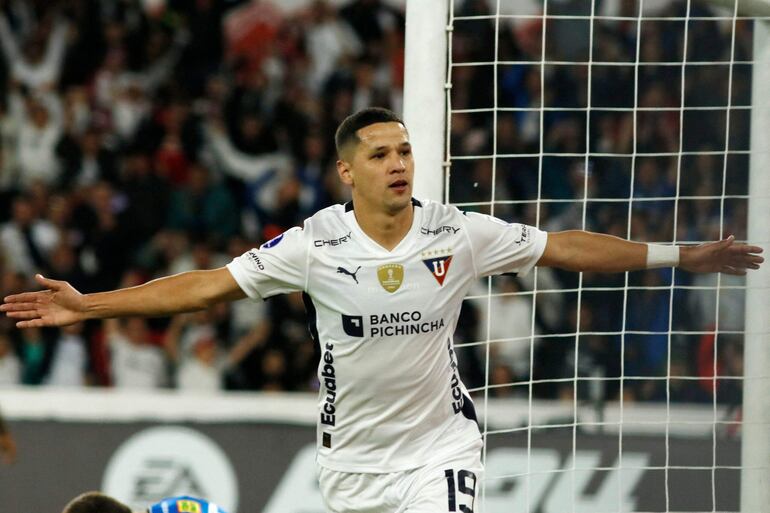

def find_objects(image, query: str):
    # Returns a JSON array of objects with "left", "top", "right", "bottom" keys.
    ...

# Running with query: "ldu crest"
[
  {"left": 377, "top": 264, "right": 404, "bottom": 293},
  {"left": 423, "top": 255, "right": 453, "bottom": 286}
]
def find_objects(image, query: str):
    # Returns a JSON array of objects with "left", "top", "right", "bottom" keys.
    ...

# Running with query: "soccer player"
[
  {"left": 3, "top": 108, "right": 763, "bottom": 512},
  {"left": 61, "top": 492, "right": 227, "bottom": 513}
]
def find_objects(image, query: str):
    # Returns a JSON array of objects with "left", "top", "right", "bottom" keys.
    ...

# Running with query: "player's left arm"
[{"left": 537, "top": 230, "right": 764, "bottom": 275}]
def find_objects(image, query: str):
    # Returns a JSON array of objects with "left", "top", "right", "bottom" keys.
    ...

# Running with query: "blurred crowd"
[
  {"left": 451, "top": 0, "right": 750, "bottom": 406},
  {"left": 0, "top": 0, "right": 750, "bottom": 405},
  {"left": 0, "top": 0, "right": 404, "bottom": 393}
]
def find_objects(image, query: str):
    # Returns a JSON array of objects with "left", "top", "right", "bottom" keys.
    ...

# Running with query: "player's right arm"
[{"left": 1, "top": 268, "right": 245, "bottom": 328}]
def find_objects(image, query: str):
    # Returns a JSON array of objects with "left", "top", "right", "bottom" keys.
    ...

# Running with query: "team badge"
[
  {"left": 175, "top": 500, "right": 202, "bottom": 513},
  {"left": 423, "top": 255, "right": 453, "bottom": 286},
  {"left": 377, "top": 264, "right": 404, "bottom": 293}
]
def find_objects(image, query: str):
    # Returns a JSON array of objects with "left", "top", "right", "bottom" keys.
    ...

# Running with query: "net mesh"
[{"left": 444, "top": 1, "right": 759, "bottom": 511}]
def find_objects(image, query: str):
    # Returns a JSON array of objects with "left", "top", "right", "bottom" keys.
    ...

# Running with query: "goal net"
[{"left": 404, "top": 0, "right": 770, "bottom": 512}]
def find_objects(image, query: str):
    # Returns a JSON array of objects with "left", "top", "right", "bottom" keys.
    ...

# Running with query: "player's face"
[{"left": 338, "top": 122, "right": 414, "bottom": 215}]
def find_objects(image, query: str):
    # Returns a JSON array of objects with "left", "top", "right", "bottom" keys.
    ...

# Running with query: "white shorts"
[{"left": 318, "top": 440, "right": 483, "bottom": 513}]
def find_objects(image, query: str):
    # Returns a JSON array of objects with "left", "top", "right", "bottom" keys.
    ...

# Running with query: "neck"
[{"left": 352, "top": 198, "right": 414, "bottom": 251}]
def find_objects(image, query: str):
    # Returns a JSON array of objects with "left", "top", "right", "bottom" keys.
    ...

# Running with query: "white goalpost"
[
  {"left": 742, "top": 12, "right": 770, "bottom": 513},
  {"left": 403, "top": 0, "right": 449, "bottom": 204},
  {"left": 405, "top": 1, "right": 770, "bottom": 512}
]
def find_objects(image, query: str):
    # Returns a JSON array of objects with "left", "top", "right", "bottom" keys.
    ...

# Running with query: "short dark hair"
[
  {"left": 334, "top": 107, "right": 405, "bottom": 158},
  {"left": 62, "top": 492, "right": 132, "bottom": 513}
]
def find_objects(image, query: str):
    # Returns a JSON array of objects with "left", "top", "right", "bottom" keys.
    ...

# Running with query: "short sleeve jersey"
[
  {"left": 147, "top": 496, "right": 226, "bottom": 513},
  {"left": 227, "top": 199, "right": 548, "bottom": 472}
]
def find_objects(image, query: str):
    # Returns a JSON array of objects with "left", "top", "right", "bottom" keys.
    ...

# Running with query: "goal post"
[
  {"left": 741, "top": 16, "right": 770, "bottom": 513},
  {"left": 403, "top": 0, "right": 448, "bottom": 203}
]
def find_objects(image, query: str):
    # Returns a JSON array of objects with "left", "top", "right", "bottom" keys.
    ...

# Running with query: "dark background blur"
[{"left": 0, "top": 0, "right": 750, "bottom": 410}]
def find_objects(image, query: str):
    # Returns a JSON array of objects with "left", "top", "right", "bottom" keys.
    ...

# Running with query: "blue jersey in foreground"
[{"left": 147, "top": 496, "right": 227, "bottom": 513}]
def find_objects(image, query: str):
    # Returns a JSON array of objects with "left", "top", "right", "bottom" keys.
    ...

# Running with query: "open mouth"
[{"left": 389, "top": 180, "right": 408, "bottom": 189}]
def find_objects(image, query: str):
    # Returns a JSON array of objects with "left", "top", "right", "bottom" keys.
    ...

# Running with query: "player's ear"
[{"left": 337, "top": 159, "right": 354, "bottom": 186}]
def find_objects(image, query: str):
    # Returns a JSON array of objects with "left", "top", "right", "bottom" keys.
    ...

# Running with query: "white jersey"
[{"left": 227, "top": 199, "right": 548, "bottom": 472}]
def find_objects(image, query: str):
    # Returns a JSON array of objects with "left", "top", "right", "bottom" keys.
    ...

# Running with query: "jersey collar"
[
  {"left": 343, "top": 198, "right": 424, "bottom": 254},
  {"left": 344, "top": 197, "right": 422, "bottom": 212}
]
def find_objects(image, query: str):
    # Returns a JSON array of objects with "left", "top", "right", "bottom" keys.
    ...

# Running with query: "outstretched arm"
[
  {"left": 538, "top": 231, "right": 763, "bottom": 275},
  {"left": 206, "top": 123, "right": 292, "bottom": 181},
  {"left": 1, "top": 268, "right": 246, "bottom": 328},
  {"left": 0, "top": 14, "right": 20, "bottom": 64}
]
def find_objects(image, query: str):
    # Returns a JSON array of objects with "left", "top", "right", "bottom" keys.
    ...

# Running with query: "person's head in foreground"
[
  {"left": 62, "top": 492, "right": 227, "bottom": 513},
  {"left": 62, "top": 492, "right": 131, "bottom": 513},
  {"left": 335, "top": 107, "right": 414, "bottom": 216}
]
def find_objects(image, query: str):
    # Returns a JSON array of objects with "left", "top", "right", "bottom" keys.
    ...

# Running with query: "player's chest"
[{"left": 307, "top": 239, "right": 470, "bottom": 306}]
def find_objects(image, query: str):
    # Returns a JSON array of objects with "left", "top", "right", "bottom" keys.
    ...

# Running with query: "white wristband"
[{"left": 646, "top": 244, "right": 680, "bottom": 268}]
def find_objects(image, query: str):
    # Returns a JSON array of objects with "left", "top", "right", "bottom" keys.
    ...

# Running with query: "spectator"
[
  {"left": 120, "top": 149, "right": 171, "bottom": 244},
  {"left": 473, "top": 276, "right": 539, "bottom": 382},
  {"left": 624, "top": 270, "right": 672, "bottom": 400},
  {"left": 270, "top": 292, "right": 316, "bottom": 390},
  {"left": 0, "top": 330, "right": 21, "bottom": 386},
  {"left": 489, "top": 363, "right": 516, "bottom": 398},
  {"left": 696, "top": 334, "right": 743, "bottom": 404},
  {"left": 57, "top": 127, "right": 118, "bottom": 189},
  {"left": 94, "top": 24, "right": 188, "bottom": 146},
  {"left": 61, "top": 86, "right": 92, "bottom": 138},
  {"left": 225, "top": 315, "right": 271, "bottom": 390},
  {"left": 9, "top": 85, "right": 64, "bottom": 189},
  {"left": 164, "top": 309, "right": 264, "bottom": 392},
  {"left": 0, "top": 195, "right": 59, "bottom": 275},
  {"left": 46, "top": 242, "right": 88, "bottom": 293},
  {"left": 0, "top": 11, "right": 69, "bottom": 90},
  {"left": 147, "top": 101, "right": 199, "bottom": 187},
  {"left": 224, "top": 236, "right": 271, "bottom": 339},
  {"left": 294, "top": 130, "right": 333, "bottom": 217},
  {"left": 259, "top": 348, "right": 290, "bottom": 392},
  {"left": 178, "top": 0, "right": 226, "bottom": 96},
  {"left": 0, "top": 97, "right": 21, "bottom": 197},
  {"left": 339, "top": 0, "right": 403, "bottom": 50},
  {"left": 104, "top": 317, "right": 166, "bottom": 389},
  {"left": 223, "top": 0, "right": 283, "bottom": 77},
  {"left": 166, "top": 163, "right": 239, "bottom": 245},
  {"left": 350, "top": 55, "right": 391, "bottom": 113},
  {"left": 16, "top": 326, "right": 51, "bottom": 385},
  {"left": 303, "top": 0, "right": 363, "bottom": 95},
  {"left": 45, "top": 322, "right": 88, "bottom": 387},
  {"left": 77, "top": 181, "right": 134, "bottom": 290},
  {"left": 205, "top": 118, "right": 292, "bottom": 229}
]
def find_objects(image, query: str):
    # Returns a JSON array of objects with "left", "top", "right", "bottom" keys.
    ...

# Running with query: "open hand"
[
  {"left": 1, "top": 274, "right": 87, "bottom": 328},
  {"left": 679, "top": 236, "right": 764, "bottom": 275}
]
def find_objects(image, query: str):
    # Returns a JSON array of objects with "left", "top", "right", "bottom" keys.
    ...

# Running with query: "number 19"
[{"left": 444, "top": 468, "right": 476, "bottom": 512}]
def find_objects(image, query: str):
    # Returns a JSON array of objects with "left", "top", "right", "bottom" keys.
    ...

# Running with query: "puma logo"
[{"left": 337, "top": 266, "right": 361, "bottom": 284}]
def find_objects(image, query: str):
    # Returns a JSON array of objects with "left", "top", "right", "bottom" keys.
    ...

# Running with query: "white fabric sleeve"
[
  {"left": 463, "top": 212, "right": 548, "bottom": 278},
  {"left": 226, "top": 226, "right": 308, "bottom": 300}
]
